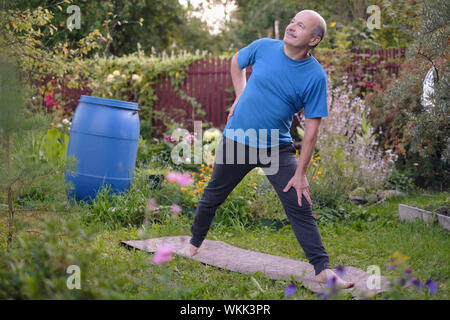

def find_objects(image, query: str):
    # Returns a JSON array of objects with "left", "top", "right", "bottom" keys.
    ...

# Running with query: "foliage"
[
  {"left": 297, "top": 75, "right": 398, "bottom": 210},
  {"left": 385, "top": 168, "right": 415, "bottom": 193},
  {"left": 0, "top": 0, "right": 103, "bottom": 125},
  {"left": 0, "top": 2, "right": 210, "bottom": 136},
  {"left": 367, "top": 0, "right": 421, "bottom": 48},
  {"left": 7, "top": 0, "right": 195, "bottom": 57},
  {"left": 84, "top": 51, "right": 208, "bottom": 140},
  {"left": 0, "top": 52, "right": 53, "bottom": 245},
  {"left": 0, "top": 217, "right": 164, "bottom": 299},
  {"left": 41, "top": 127, "right": 69, "bottom": 167},
  {"left": 226, "top": 0, "right": 419, "bottom": 51},
  {"left": 74, "top": 177, "right": 150, "bottom": 229},
  {"left": 365, "top": 0, "right": 449, "bottom": 190}
]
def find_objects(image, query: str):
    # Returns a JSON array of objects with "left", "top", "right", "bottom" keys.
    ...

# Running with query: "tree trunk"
[
  {"left": 6, "top": 134, "right": 14, "bottom": 248},
  {"left": 7, "top": 186, "right": 13, "bottom": 247},
  {"left": 274, "top": 20, "right": 279, "bottom": 40}
]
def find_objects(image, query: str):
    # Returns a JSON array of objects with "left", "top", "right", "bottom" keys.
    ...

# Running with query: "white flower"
[
  {"left": 131, "top": 74, "right": 142, "bottom": 82},
  {"left": 203, "top": 128, "right": 222, "bottom": 141},
  {"left": 62, "top": 119, "right": 70, "bottom": 125},
  {"left": 113, "top": 70, "right": 121, "bottom": 76},
  {"left": 106, "top": 74, "right": 114, "bottom": 82}
]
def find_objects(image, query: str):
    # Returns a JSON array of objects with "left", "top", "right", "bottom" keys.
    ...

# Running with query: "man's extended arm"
[
  {"left": 228, "top": 52, "right": 247, "bottom": 122},
  {"left": 283, "top": 117, "right": 322, "bottom": 207}
]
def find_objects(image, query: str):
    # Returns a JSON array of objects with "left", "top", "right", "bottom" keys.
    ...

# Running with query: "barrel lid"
[{"left": 79, "top": 95, "right": 139, "bottom": 111}]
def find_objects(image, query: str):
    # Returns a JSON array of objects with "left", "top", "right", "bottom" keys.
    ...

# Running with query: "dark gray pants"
[{"left": 189, "top": 136, "right": 331, "bottom": 275}]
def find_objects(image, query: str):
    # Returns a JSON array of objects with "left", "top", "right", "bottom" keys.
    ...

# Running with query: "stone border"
[{"left": 398, "top": 204, "right": 449, "bottom": 231}]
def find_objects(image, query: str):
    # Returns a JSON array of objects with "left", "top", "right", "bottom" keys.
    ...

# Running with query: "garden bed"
[{"left": 398, "top": 203, "right": 449, "bottom": 231}]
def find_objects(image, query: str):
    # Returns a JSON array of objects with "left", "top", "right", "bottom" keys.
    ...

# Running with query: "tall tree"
[{"left": 7, "top": 0, "right": 190, "bottom": 56}]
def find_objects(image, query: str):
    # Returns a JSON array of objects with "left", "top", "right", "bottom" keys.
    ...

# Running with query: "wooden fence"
[{"left": 58, "top": 48, "right": 406, "bottom": 133}]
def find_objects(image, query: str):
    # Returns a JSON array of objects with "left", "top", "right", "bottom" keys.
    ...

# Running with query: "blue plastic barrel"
[{"left": 65, "top": 95, "right": 140, "bottom": 203}]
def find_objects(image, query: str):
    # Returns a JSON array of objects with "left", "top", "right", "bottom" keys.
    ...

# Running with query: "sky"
[{"left": 179, "top": 0, "right": 237, "bottom": 34}]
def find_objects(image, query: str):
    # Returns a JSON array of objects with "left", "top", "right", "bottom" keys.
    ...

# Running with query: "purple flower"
[
  {"left": 404, "top": 269, "right": 412, "bottom": 276},
  {"left": 284, "top": 284, "right": 296, "bottom": 297},
  {"left": 425, "top": 280, "right": 438, "bottom": 294},
  {"left": 317, "top": 291, "right": 329, "bottom": 300},
  {"left": 326, "top": 276, "right": 337, "bottom": 288},
  {"left": 412, "top": 278, "right": 423, "bottom": 290},
  {"left": 153, "top": 244, "right": 175, "bottom": 265},
  {"left": 334, "top": 266, "right": 347, "bottom": 278}
]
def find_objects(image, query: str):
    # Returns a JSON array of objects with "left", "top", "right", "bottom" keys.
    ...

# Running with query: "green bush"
[
  {"left": 366, "top": 0, "right": 449, "bottom": 191},
  {"left": 0, "top": 218, "right": 107, "bottom": 299},
  {"left": 385, "top": 168, "right": 415, "bottom": 192},
  {"left": 84, "top": 52, "right": 208, "bottom": 140}
]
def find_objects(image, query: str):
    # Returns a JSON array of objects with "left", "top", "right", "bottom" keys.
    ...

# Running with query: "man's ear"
[{"left": 309, "top": 36, "right": 321, "bottom": 47}]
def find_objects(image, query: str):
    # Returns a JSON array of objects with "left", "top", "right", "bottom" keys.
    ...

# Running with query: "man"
[{"left": 183, "top": 10, "right": 354, "bottom": 289}]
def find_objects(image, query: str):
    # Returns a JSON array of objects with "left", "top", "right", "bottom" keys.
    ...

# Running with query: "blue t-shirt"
[{"left": 223, "top": 38, "right": 328, "bottom": 148}]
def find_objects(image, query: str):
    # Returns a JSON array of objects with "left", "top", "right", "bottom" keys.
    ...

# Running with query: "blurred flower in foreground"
[
  {"left": 170, "top": 204, "right": 182, "bottom": 216},
  {"left": 425, "top": 280, "right": 438, "bottom": 294},
  {"left": 387, "top": 251, "right": 409, "bottom": 270},
  {"left": 326, "top": 276, "right": 337, "bottom": 288},
  {"left": 147, "top": 198, "right": 158, "bottom": 211},
  {"left": 334, "top": 266, "right": 347, "bottom": 278},
  {"left": 316, "top": 275, "right": 340, "bottom": 300},
  {"left": 166, "top": 172, "right": 193, "bottom": 186},
  {"left": 153, "top": 244, "right": 175, "bottom": 265},
  {"left": 317, "top": 291, "right": 330, "bottom": 300},
  {"left": 284, "top": 284, "right": 296, "bottom": 297}
]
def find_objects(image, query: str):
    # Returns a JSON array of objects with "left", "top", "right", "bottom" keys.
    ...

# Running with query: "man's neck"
[{"left": 283, "top": 44, "right": 311, "bottom": 61}]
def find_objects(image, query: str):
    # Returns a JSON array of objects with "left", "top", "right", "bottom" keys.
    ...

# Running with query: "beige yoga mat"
[{"left": 121, "top": 235, "right": 391, "bottom": 298}]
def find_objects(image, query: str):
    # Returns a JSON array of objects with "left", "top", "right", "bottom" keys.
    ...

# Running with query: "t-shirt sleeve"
[
  {"left": 303, "top": 75, "right": 329, "bottom": 118},
  {"left": 237, "top": 38, "right": 264, "bottom": 69}
]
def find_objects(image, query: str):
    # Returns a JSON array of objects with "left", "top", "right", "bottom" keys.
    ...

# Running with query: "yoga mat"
[{"left": 121, "top": 235, "right": 391, "bottom": 298}]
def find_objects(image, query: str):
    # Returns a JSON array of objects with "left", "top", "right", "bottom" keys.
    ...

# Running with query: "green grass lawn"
[{"left": 0, "top": 190, "right": 448, "bottom": 299}]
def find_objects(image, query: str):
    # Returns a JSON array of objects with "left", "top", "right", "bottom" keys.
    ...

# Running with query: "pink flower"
[
  {"left": 45, "top": 92, "right": 59, "bottom": 109},
  {"left": 170, "top": 204, "right": 182, "bottom": 216},
  {"left": 185, "top": 134, "right": 195, "bottom": 142},
  {"left": 164, "top": 135, "right": 177, "bottom": 143},
  {"left": 147, "top": 198, "right": 158, "bottom": 210},
  {"left": 153, "top": 244, "right": 175, "bottom": 264},
  {"left": 166, "top": 172, "right": 193, "bottom": 186}
]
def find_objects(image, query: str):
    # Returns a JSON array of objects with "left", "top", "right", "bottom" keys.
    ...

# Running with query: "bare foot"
[
  {"left": 181, "top": 243, "right": 201, "bottom": 257},
  {"left": 315, "top": 269, "right": 355, "bottom": 289}
]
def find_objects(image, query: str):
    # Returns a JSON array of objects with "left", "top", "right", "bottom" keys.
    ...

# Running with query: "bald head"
[
  {"left": 284, "top": 10, "right": 327, "bottom": 51},
  {"left": 297, "top": 10, "right": 327, "bottom": 48}
]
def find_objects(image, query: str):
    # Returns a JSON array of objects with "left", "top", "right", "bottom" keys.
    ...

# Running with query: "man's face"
[{"left": 283, "top": 12, "right": 319, "bottom": 49}]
